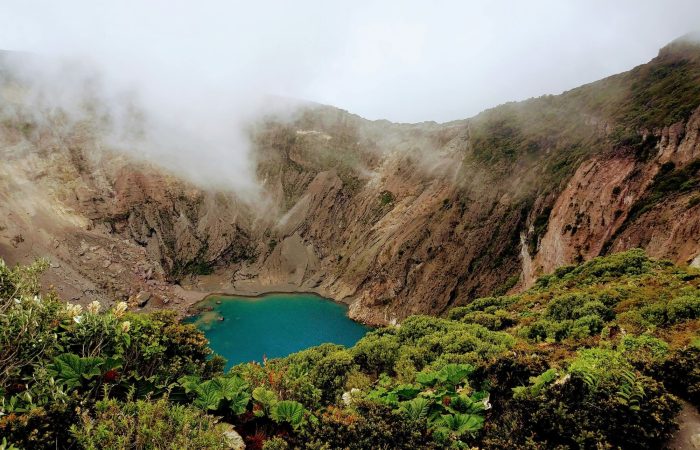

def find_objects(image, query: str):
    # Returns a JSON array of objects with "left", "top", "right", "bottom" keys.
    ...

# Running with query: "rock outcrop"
[{"left": 2, "top": 37, "right": 700, "bottom": 324}]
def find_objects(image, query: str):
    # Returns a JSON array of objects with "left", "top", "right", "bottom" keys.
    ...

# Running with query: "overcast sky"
[{"left": 1, "top": 0, "right": 699, "bottom": 123}]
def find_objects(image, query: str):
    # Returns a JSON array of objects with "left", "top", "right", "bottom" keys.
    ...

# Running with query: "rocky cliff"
[{"left": 2, "top": 36, "right": 700, "bottom": 324}]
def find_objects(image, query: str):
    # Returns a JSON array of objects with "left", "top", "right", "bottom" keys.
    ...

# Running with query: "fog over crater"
[{"left": 1, "top": 0, "right": 699, "bottom": 197}]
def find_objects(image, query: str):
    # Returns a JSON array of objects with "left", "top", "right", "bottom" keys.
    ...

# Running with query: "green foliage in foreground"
[
  {"left": 0, "top": 250, "right": 698, "bottom": 449},
  {"left": 72, "top": 397, "right": 232, "bottom": 450}
]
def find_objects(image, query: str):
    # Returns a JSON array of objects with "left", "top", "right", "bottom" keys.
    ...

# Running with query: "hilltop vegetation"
[
  {"left": 1, "top": 249, "right": 698, "bottom": 449},
  {"left": 465, "top": 36, "right": 700, "bottom": 194}
]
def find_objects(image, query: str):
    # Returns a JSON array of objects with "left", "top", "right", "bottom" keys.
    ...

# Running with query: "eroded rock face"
[
  {"left": 530, "top": 107, "right": 700, "bottom": 286},
  {"left": 0, "top": 106, "right": 530, "bottom": 322},
  {"left": 531, "top": 155, "right": 646, "bottom": 280},
  {"left": 3, "top": 41, "right": 700, "bottom": 323}
]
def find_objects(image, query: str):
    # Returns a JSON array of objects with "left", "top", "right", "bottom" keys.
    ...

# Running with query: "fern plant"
[{"left": 616, "top": 369, "right": 645, "bottom": 411}]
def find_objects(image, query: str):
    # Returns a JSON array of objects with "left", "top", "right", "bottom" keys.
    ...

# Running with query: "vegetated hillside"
[
  {"left": 2, "top": 36, "right": 700, "bottom": 325},
  {"left": 1, "top": 249, "right": 698, "bottom": 449}
]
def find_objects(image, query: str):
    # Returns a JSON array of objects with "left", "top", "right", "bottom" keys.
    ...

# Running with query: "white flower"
[
  {"left": 481, "top": 394, "right": 492, "bottom": 410},
  {"left": 120, "top": 321, "right": 131, "bottom": 333},
  {"left": 87, "top": 300, "right": 101, "bottom": 314},
  {"left": 341, "top": 388, "right": 361, "bottom": 406},
  {"left": 32, "top": 295, "right": 41, "bottom": 304},
  {"left": 65, "top": 303, "right": 83, "bottom": 317},
  {"left": 73, "top": 315, "right": 83, "bottom": 324},
  {"left": 113, "top": 301, "right": 128, "bottom": 318}
]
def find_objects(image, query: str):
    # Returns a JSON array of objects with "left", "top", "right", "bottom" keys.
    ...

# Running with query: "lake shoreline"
[
  {"left": 186, "top": 290, "right": 369, "bottom": 327},
  {"left": 184, "top": 286, "right": 356, "bottom": 318},
  {"left": 199, "top": 289, "right": 347, "bottom": 305}
]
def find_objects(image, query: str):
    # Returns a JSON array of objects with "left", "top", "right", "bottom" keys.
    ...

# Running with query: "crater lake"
[{"left": 186, "top": 293, "right": 371, "bottom": 369}]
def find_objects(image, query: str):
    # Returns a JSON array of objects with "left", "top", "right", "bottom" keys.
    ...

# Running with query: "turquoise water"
[{"left": 185, "top": 293, "right": 370, "bottom": 369}]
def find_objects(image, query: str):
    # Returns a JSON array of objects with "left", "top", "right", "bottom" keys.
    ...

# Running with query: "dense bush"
[
  {"left": 535, "top": 248, "right": 656, "bottom": 289},
  {"left": 1, "top": 249, "right": 697, "bottom": 449},
  {"left": 299, "top": 400, "right": 435, "bottom": 450},
  {"left": 352, "top": 332, "right": 401, "bottom": 374},
  {"left": 649, "top": 342, "right": 700, "bottom": 407},
  {"left": 507, "top": 369, "right": 680, "bottom": 449},
  {"left": 72, "top": 397, "right": 231, "bottom": 450},
  {"left": 0, "top": 258, "right": 223, "bottom": 449}
]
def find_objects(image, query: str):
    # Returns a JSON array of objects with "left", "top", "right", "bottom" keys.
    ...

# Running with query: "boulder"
[
  {"left": 222, "top": 425, "right": 246, "bottom": 449},
  {"left": 135, "top": 291, "right": 152, "bottom": 307}
]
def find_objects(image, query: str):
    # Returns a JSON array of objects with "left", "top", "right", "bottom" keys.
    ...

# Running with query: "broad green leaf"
[
  {"left": 252, "top": 386, "right": 278, "bottom": 415},
  {"left": 393, "top": 384, "right": 421, "bottom": 400},
  {"left": 416, "top": 370, "right": 441, "bottom": 387},
  {"left": 271, "top": 400, "right": 305, "bottom": 428},
  {"left": 194, "top": 380, "right": 223, "bottom": 410},
  {"left": 49, "top": 354, "right": 105, "bottom": 390},
  {"left": 228, "top": 390, "right": 251, "bottom": 415},
  {"left": 178, "top": 375, "right": 201, "bottom": 394},
  {"left": 212, "top": 376, "right": 248, "bottom": 401},
  {"left": 438, "top": 364, "right": 474, "bottom": 386},
  {"left": 438, "top": 413, "right": 484, "bottom": 436},
  {"left": 400, "top": 397, "right": 431, "bottom": 422}
]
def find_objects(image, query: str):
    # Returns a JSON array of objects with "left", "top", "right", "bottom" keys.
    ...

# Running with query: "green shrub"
[
  {"left": 505, "top": 350, "right": 682, "bottom": 449},
  {"left": 2, "top": 249, "right": 699, "bottom": 449},
  {"left": 262, "top": 436, "right": 288, "bottom": 450},
  {"left": 451, "top": 310, "right": 516, "bottom": 331},
  {"left": 448, "top": 296, "right": 517, "bottom": 317},
  {"left": 546, "top": 293, "right": 589, "bottom": 320},
  {"left": 569, "top": 314, "right": 605, "bottom": 339},
  {"left": 688, "top": 194, "right": 700, "bottom": 208},
  {"left": 508, "top": 371, "right": 680, "bottom": 449},
  {"left": 308, "top": 349, "right": 356, "bottom": 402},
  {"left": 0, "top": 259, "right": 63, "bottom": 385},
  {"left": 620, "top": 334, "right": 670, "bottom": 370},
  {"left": 300, "top": 400, "right": 434, "bottom": 450},
  {"left": 0, "top": 398, "right": 80, "bottom": 450},
  {"left": 71, "top": 397, "right": 230, "bottom": 450},
  {"left": 640, "top": 294, "right": 700, "bottom": 326},
  {"left": 351, "top": 332, "right": 400, "bottom": 374},
  {"left": 535, "top": 249, "right": 654, "bottom": 289},
  {"left": 573, "top": 300, "right": 614, "bottom": 321},
  {"left": 650, "top": 344, "right": 700, "bottom": 407},
  {"left": 379, "top": 190, "right": 394, "bottom": 205},
  {"left": 666, "top": 295, "right": 700, "bottom": 323}
]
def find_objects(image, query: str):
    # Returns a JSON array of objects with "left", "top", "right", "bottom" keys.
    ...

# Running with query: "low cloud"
[{"left": 0, "top": 1, "right": 699, "bottom": 197}]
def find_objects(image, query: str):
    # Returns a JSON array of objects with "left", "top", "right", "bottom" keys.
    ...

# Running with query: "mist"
[
  {"left": 1, "top": 0, "right": 699, "bottom": 196},
  {"left": 3, "top": 1, "right": 700, "bottom": 121}
]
